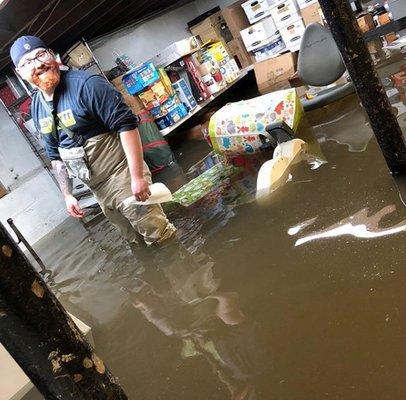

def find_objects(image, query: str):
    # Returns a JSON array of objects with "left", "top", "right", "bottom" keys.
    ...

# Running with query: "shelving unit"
[{"left": 159, "top": 64, "right": 254, "bottom": 136}]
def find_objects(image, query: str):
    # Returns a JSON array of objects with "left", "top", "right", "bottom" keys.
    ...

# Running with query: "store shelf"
[
  {"left": 159, "top": 65, "right": 254, "bottom": 136},
  {"left": 364, "top": 16, "right": 406, "bottom": 42}
]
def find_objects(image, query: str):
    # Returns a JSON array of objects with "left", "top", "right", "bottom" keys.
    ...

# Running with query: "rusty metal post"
[
  {"left": 318, "top": 0, "right": 406, "bottom": 175},
  {"left": 0, "top": 223, "right": 128, "bottom": 400}
]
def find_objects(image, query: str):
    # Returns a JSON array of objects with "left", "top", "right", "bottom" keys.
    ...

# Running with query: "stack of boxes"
[
  {"left": 239, "top": 0, "right": 321, "bottom": 62},
  {"left": 240, "top": 14, "right": 284, "bottom": 61},
  {"left": 189, "top": 4, "right": 253, "bottom": 69},
  {"left": 272, "top": 0, "right": 305, "bottom": 52}
]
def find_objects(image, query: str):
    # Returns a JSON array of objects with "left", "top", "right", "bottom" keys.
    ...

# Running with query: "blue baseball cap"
[{"left": 10, "top": 35, "right": 48, "bottom": 67}]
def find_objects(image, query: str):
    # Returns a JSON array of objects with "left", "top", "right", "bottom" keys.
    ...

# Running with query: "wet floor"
[{"left": 34, "top": 48, "right": 406, "bottom": 399}]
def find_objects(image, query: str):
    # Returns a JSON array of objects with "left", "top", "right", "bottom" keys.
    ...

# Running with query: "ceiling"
[{"left": 0, "top": 0, "right": 193, "bottom": 72}]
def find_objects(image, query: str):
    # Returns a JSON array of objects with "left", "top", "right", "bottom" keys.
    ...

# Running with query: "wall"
[
  {"left": 0, "top": 105, "right": 68, "bottom": 245},
  {"left": 90, "top": 2, "right": 199, "bottom": 70},
  {"left": 193, "top": 0, "right": 236, "bottom": 15},
  {"left": 89, "top": 0, "right": 241, "bottom": 71}
]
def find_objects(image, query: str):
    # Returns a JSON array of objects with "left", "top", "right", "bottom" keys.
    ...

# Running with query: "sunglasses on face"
[{"left": 18, "top": 49, "right": 52, "bottom": 70}]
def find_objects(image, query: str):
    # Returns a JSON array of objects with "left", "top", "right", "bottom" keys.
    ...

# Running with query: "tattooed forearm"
[{"left": 51, "top": 160, "right": 73, "bottom": 197}]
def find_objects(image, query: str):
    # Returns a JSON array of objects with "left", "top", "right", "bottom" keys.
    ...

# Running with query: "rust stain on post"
[
  {"left": 31, "top": 279, "right": 45, "bottom": 298},
  {"left": 1, "top": 244, "right": 12, "bottom": 257},
  {"left": 61, "top": 354, "right": 76, "bottom": 363},
  {"left": 92, "top": 354, "right": 106, "bottom": 374},
  {"left": 82, "top": 357, "right": 93, "bottom": 369}
]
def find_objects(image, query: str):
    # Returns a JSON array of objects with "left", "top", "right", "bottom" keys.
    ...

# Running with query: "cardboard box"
[
  {"left": 357, "top": 14, "right": 375, "bottom": 33},
  {"left": 366, "top": 39, "right": 383, "bottom": 54},
  {"left": 190, "top": 11, "right": 232, "bottom": 44},
  {"left": 385, "top": 33, "right": 398, "bottom": 44},
  {"left": 270, "top": 0, "right": 300, "bottom": 28},
  {"left": 242, "top": 0, "right": 273, "bottom": 24},
  {"left": 111, "top": 75, "right": 145, "bottom": 114},
  {"left": 378, "top": 12, "right": 391, "bottom": 26},
  {"left": 279, "top": 17, "right": 306, "bottom": 52},
  {"left": 254, "top": 51, "right": 298, "bottom": 94},
  {"left": 301, "top": 2, "right": 324, "bottom": 26},
  {"left": 151, "top": 37, "right": 201, "bottom": 68},
  {"left": 222, "top": 0, "right": 251, "bottom": 39},
  {"left": 227, "top": 38, "right": 253, "bottom": 68},
  {"left": 0, "top": 183, "right": 7, "bottom": 198},
  {"left": 240, "top": 15, "right": 279, "bottom": 51}
]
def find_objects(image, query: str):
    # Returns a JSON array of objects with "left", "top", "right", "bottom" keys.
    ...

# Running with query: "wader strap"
[{"left": 39, "top": 91, "right": 84, "bottom": 146}]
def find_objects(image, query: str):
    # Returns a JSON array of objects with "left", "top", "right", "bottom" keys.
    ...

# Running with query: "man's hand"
[
  {"left": 131, "top": 177, "right": 151, "bottom": 202},
  {"left": 65, "top": 194, "right": 85, "bottom": 218}
]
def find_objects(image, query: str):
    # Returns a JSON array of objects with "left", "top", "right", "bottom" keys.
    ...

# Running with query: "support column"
[
  {"left": 0, "top": 223, "right": 128, "bottom": 400},
  {"left": 318, "top": 0, "right": 406, "bottom": 175}
]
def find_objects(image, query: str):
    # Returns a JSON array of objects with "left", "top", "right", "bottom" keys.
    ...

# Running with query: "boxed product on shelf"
[
  {"left": 172, "top": 78, "right": 198, "bottom": 110},
  {"left": 240, "top": 15, "right": 279, "bottom": 52},
  {"left": 296, "top": 0, "right": 318, "bottom": 10},
  {"left": 151, "top": 37, "right": 201, "bottom": 68},
  {"left": 149, "top": 95, "right": 180, "bottom": 119},
  {"left": 201, "top": 73, "right": 224, "bottom": 95},
  {"left": 227, "top": 38, "right": 253, "bottom": 68},
  {"left": 158, "top": 68, "right": 175, "bottom": 97},
  {"left": 242, "top": 0, "right": 273, "bottom": 24},
  {"left": 254, "top": 51, "right": 298, "bottom": 94},
  {"left": 279, "top": 18, "right": 306, "bottom": 52},
  {"left": 167, "top": 103, "right": 189, "bottom": 123},
  {"left": 219, "top": 58, "right": 240, "bottom": 83},
  {"left": 182, "top": 54, "right": 212, "bottom": 101},
  {"left": 155, "top": 103, "right": 189, "bottom": 129},
  {"left": 200, "top": 41, "right": 231, "bottom": 63},
  {"left": 122, "top": 62, "right": 160, "bottom": 95},
  {"left": 222, "top": 0, "right": 251, "bottom": 39},
  {"left": 197, "top": 60, "right": 214, "bottom": 76},
  {"left": 301, "top": 2, "right": 324, "bottom": 26},
  {"left": 252, "top": 36, "right": 286, "bottom": 62},
  {"left": 270, "top": 0, "right": 300, "bottom": 28},
  {"left": 138, "top": 81, "right": 170, "bottom": 110}
]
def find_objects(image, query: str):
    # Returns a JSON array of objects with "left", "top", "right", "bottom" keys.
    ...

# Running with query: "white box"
[
  {"left": 270, "top": 0, "right": 300, "bottom": 28},
  {"left": 279, "top": 17, "right": 305, "bottom": 51},
  {"left": 296, "top": 0, "right": 318, "bottom": 9},
  {"left": 151, "top": 37, "right": 201, "bottom": 67},
  {"left": 253, "top": 36, "right": 287, "bottom": 61},
  {"left": 240, "top": 16, "right": 279, "bottom": 51},
  {"left": 242, "top": 0, "right": 272, "bottom": 24}
]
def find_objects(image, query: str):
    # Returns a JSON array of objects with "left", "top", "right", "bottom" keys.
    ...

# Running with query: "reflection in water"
[
  {"left": 125, "top": 243, "right": 270, "bottom": 400},
  {"left": 294, "top": 205, "right": 406, "bottom": 246},
  {"left": 288, "top": 217, "right": 318, "bottom": 236}
]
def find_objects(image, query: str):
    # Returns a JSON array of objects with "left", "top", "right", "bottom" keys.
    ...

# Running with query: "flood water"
[{"left": 35, "top": 47, "right": 406, "bottom": 399}]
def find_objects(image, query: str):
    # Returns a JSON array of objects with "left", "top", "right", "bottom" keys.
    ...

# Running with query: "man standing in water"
[{"left": 10, "top": 36, "right": 176, "bottom": 246}]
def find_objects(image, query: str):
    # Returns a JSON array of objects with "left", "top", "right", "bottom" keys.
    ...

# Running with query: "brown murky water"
[{"left": 35, "top": 47, "right": 406, "bottom": 399}]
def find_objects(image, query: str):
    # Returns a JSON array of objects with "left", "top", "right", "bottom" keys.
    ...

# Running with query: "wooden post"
[
  {"left": 0, "top": 223, "right": 128, "bottom": 400},
  {"left": 318, "top": 0, "right": 406, "bottom": 175}
]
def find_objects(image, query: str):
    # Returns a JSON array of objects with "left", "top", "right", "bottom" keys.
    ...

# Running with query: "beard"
[{"left": 31, "top": 60, "right": 61, "bottom": 92}]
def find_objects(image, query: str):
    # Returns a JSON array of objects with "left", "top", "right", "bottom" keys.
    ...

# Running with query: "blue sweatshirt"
[{"left": 31, "top": 70, "right": 138, "bottom": 160}]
